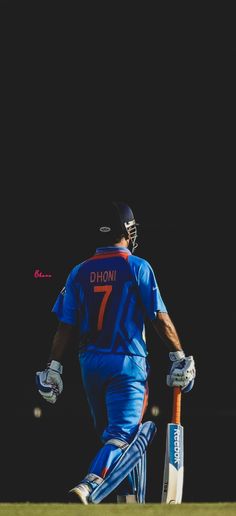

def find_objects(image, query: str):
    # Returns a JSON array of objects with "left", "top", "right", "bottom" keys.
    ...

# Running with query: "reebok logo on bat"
[{"left": 174, "top": 428, "right": 180, "bottom": 464}]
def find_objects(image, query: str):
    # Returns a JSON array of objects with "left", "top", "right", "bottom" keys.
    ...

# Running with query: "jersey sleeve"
[
  {"left": 137, "top": 260, "right": 167, "bottom": 319},
  {"left": 52, "top": 268, "right": 79, "bottom": 325}
]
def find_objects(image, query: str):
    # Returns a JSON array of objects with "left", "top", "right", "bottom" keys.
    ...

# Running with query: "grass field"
[{"left": 0, "top": 504, "right": 235, "bottom": 516}]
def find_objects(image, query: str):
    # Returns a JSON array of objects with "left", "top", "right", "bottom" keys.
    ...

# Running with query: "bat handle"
[{"left": 172, "top": 386, "right": 181, "bottom": 424}]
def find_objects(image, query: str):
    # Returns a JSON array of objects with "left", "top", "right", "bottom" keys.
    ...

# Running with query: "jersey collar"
[{"left": 95, "top": 246, "right": 131, "bottom": 255}]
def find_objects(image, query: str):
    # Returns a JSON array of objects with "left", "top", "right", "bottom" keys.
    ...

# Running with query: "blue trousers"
[{"left": 79, "top": 352, "right": 149, "bottom": 481}]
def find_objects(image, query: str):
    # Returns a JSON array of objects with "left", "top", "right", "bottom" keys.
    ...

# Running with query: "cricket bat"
[{"left": 161, "top": 386, "right": 184, "bottom": 504}]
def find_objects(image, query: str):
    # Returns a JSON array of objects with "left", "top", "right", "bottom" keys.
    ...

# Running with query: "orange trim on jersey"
[
  {"left": 101, "top": 467, "right": 109, "bottom": 478},
  {"left": 139, "top": 382, "right": 149, "bottom": 423},
  {"left": 88, "top": 252, "right": 130, "bottom": 261}
]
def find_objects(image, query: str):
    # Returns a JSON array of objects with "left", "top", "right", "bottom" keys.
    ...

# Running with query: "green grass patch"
[{"left": 0, "top": 503, "right": 235, "bottom": 516}]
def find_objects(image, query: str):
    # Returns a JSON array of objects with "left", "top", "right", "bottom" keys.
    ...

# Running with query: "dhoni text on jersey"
[{"left": 90, "top": 270, "right": 117, "bottom": 283}]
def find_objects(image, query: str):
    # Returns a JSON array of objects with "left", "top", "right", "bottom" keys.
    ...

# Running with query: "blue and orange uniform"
[{"left": 52, "top": 246, "right": 167, "bottom": 481}]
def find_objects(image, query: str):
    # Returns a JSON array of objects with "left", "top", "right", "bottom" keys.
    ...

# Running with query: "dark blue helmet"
[{"left": 98, "top": 201, "right": 139, "bottom": 253}]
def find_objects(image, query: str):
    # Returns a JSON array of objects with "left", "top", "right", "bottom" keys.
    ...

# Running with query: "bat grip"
[{"left": 172, "top": 386, "right": 181, "bottom": 424}]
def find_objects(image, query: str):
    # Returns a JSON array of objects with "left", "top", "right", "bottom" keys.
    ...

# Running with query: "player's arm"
[
  {"left": 151, "top": 312, "right": 183, "bottom": 352},
  {"left": 36, "top": 268, "right": 79, "bottom": 404},
  {"left": 136, "top": 259, "right": 196, "bottom": 393},
  {"left": 48, "top": 321, "right": 75, "bottom": 362},
  {"left": 136, "top": 260, "right": 182, "bottom": 352}
]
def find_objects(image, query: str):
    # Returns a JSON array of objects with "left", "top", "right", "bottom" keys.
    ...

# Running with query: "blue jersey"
[{"left": 52, "top": 246, "right": 167, "bottom": 357}]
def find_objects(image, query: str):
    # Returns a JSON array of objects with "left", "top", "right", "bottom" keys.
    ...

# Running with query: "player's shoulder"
[
  {"left": 128, "top": 254, "right": 154, "bottom": 272},
  {"left": 66, "top": 261, "right": 86, "bottom": 282}
]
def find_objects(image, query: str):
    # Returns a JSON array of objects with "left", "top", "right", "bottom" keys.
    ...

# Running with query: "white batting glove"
[
  {"left": 35, "top": 360, "right": 63, "bottom": 404},
  {"left": 167, "top": 351, "right": 196, "bottom": 393}
]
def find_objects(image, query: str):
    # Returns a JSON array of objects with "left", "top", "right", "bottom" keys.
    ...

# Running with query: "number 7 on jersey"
[{"left": 93, "top": 285, "right": 112, "bottom": 331}]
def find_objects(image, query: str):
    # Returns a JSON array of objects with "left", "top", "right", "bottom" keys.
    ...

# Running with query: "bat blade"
[{"left": 161, "top": 422, "right": 184, "bottom": 503}]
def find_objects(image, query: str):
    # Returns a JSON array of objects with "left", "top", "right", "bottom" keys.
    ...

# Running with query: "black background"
[{"left": 1, "top": 2, "right": 235, "bottom": 504}]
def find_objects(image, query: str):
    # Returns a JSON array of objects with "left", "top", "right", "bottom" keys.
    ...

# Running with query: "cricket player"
[{"left": 36, "top": 201, "right": 196, "bottom": 504}]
